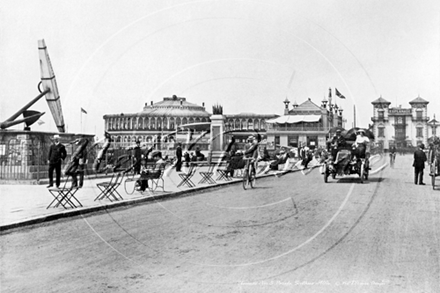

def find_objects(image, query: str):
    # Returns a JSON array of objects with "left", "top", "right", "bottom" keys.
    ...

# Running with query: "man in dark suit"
[
  {"left": 47, "top": 134, "right": 67, "bottom": 188},
  {"left": 329, "top": 130, "right": 346, "bottom": 159},
  {"left": 413, "top": 143, "right": 427, "bottom": 185},
  {"left": 133, "top": 140, "right": 142, "bottom": 174},
  {"left": 175, "top": 142, "right": 182, "bottom": 171}
]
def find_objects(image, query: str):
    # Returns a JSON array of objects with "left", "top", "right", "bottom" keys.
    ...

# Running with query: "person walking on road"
[
  {"left": 413, "top": 143, "right": 427, "bottom": 185},
  {"left": 390, "top": 145, "right": 397, "bottom": 168},
  {"left": 47, "top": 134, "right": 67, "bottom": 188}
]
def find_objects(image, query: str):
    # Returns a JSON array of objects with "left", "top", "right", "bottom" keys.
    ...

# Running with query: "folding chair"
[
  {"left": 177, "top": 164, "right": 197, "bottom": 188},
  {"left": 95, "top": 172, "right": 125, "bottom": 201},
  {"left": 199, "top": 163, "right": 216, "bottom": 184},
  {"left": 149, "top": 167, "right": 166, "bottom": 192},
  {"left": 216, "top": 161, "right": 232, "bottom": 181},
  {"left": 47, "top": 176, "right": 82, "bottom": 209},
  {"left": 123, "top": 172, "right": 137, "bottom": 195}
]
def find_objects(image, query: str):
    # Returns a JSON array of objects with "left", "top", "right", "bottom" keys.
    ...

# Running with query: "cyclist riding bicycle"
[{"left": 243, "top": 134, "right": 261, "bottom": 174}]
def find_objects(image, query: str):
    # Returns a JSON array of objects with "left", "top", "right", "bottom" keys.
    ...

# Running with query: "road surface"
[{"left": 1, "top": 154, "right": 439, "bottom": 292}]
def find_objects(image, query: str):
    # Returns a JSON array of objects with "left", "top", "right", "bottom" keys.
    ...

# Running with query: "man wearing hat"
[
  {"left": 175, "top": 142, "right": 183, "bottom": 172},
  {"left": 47, "top": 134, "right": 67, "bottom": 188},
  {"left": 329, "top": 129, "right": 346, "bottom": 159},
  {"left": 413, "top": 143, "right": 427, "bottom": 185},
  {"left": 133, "top": 140, "right": 142, "bottom": 174}
]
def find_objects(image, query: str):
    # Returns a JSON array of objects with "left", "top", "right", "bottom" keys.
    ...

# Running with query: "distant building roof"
[
  {"left": 371, "top": 96, "right": 391, "bottom": 105},
  {"left": 288, "top": 98, "right": 322, "bottom": 114},
  {"left": 225, "top": 113, "right": 278, "bottom": 119},
  {"left": 267, "top": 115, "right": 321, "bottom": 124},
  {"left": 409, "top": 96, "right": 429, "bottom": 105},
  {"left": 103, "top": 95, "right": 211, "bottom": 118},
  {"left": 428, "top": 117, "right": 439, "bottom": 125}
]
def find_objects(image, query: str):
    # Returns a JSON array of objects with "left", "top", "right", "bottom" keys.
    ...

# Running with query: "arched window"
[
  {"left": 169, "top": 118, "right": 175, "bottom": 130},
  {"left": 189, "top": 117, "right": 194, "bottom": 124},
  {"left": 163, "top": 117, "right": 168, "bottom": 130},
  {"left": 182, "top": 118, "right": 187, "bottom": 126}
]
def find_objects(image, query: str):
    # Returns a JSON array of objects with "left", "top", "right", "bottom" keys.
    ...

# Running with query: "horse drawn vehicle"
[{"left": 323, "top": 127, "right": 373, "bottom": 183}]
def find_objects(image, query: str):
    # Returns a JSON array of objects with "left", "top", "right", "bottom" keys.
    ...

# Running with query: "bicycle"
[{"left": 242, "top": 157, "right": 256, "bottom": 190}]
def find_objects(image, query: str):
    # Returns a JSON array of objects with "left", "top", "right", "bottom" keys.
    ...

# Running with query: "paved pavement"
[{"left": 0, "top": 161, "right": 307, "bottom": 231}]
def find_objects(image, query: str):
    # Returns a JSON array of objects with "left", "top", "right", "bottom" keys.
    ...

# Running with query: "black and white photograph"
[{"left": 1, "top": 0, "right": 439, "bottom": 292}]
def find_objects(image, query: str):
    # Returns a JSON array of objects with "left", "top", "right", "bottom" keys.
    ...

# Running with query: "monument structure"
[{"left": 0, "top": 40, "right": 94, "bottom": 181}]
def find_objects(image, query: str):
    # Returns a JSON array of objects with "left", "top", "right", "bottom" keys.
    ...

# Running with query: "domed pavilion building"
[{"left": 103, "top": 95, "right": 278, "bottom": 153}]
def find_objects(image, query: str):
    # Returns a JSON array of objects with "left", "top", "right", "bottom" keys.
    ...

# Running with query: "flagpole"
[
  {"left": 80, "top": 109, "right": 82, "bottom": 133},
  {"left": 353, "top": 105, "right": 356, "bottom": 128}
]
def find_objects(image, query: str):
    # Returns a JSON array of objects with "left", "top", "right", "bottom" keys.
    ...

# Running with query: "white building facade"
[{"left": 371, "top": 96, "right": 431, "bottom": 150}]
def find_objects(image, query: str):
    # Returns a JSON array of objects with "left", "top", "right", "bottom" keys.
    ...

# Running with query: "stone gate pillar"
[{"left": 210, "top": 114, "right": 226, "bottom": 161}]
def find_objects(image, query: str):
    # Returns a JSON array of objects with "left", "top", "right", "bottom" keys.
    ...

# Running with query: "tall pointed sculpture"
[
  {"left": 0, "top": 39, "right": 65, "bottom": 132},
  {"left": 38, "top": 39, "right": 65, "bottom": 132}
]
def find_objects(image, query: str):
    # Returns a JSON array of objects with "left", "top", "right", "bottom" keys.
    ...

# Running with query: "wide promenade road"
[{"left": 1, "top": 154, "right": 439, "bottom": 292}]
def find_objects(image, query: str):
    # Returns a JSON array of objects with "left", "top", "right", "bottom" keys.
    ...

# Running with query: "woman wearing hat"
[{"left": 352, "top": 129, "right": 370, "bottom": 159}]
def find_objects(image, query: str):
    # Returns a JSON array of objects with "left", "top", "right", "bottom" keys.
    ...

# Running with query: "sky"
[{"left": 1, "top": 0, "right": 439, "bottom": 136}]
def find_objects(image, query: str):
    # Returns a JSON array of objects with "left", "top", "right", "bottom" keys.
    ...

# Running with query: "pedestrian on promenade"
[
  {"left": 70, "top": 137, "right": 88, "bottom": 188},
  {"left": 133, "top": 140, "right": 142, "bottom": 174},
  {"left": 175, "top": 142, "right": 182, "bottom": 171},
  {"left": 47, "top": 134, "right": 67, "bottom": 188},
  {"left": 413, "top": 143, "right": 427, "bottom": 185}
]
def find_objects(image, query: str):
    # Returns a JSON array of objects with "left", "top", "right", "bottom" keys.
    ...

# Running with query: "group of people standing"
[
  {"left": 47, "top": 134, "right": 87, "bottom": 188},
  {"left": 174, "top": 143, "right": 206, "bottom": 172},
  {"left": 45, "top": 130, "right": 437, "bottom": 190}
]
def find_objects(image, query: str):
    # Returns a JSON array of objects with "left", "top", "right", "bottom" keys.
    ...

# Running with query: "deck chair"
[
  {"left": 177, "top": 164, "right": 197, "bottom": 188},
  {"left": 47, "top": 176, "right": 82, "bottom": 209},
  {"left": 95, "top": 172, "right": 125, "bottom": 201}
]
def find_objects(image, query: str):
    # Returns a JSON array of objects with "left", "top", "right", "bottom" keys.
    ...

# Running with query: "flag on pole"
[
  {"left": 335, "top": 88, "right": 346, "bottom": 99},
  {"left": 81, "top": 107, "right": 88, "bottom": 114}
]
